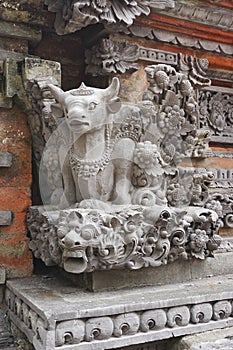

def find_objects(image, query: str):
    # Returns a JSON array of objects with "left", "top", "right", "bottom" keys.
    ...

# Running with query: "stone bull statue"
[{"left": 48, "top": 78, "right": 136, "bottom": 209}]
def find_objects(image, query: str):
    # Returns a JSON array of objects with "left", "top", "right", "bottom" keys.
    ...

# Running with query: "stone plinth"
[{"left": 6, "top": 273, "right": 233, "bottom": 350}]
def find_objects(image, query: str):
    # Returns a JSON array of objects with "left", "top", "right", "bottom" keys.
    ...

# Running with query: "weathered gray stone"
[
  {"left": 6, "top": 274, "right": 233, "bottom": 350},
  {"left": 171, "top": 327, "right": 233, "bottom": 350},
  {"left": 190, "top": 251, "right": 233, "bottom": 281},
  {"left": 0, "top": 20, "right": 41, "bottom": 43},
  {"left": 0, "top": 152, "right": 12, "bottom": 167},
  {"left": 0, "top": 267, "right": 6, "bottom": 284},
  {"left": 0, "top": 211, "right": 12, "bottom": 226},
  {"left": 0, "top": 305, "right": 14, "bottom": 347}
]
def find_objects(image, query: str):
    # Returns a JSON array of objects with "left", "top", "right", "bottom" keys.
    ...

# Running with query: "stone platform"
[{"left": 6, "top": 273, "right": 233, "bottom": 350}]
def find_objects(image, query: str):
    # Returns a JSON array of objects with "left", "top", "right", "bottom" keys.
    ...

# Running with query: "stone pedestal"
[{"left": 6, "top": 272, "right": 233, "bottom": 350}]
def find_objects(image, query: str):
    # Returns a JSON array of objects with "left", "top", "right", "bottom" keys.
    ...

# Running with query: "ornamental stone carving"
[
  {"left": 113, "top": 24, "right": 233, "bottom": 56},
  {"left": 26, "top": 61, "right": 221, "bottom": 274},
  {"left": 45, "top": 0, "right": 175, "bottom": 35},
  {"left": 6, "top": 278, "right": 233, "bottom": 350},
  {"left": 198, "top": 86, "right": 233, "bottom": 143}
]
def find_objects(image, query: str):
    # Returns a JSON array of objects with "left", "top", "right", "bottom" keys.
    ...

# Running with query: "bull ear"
[
  {"left": 107, "top": 97, "right": 121, "bottom": 113},
  {"left": 105, "top": 77, "right": 121, "bottom": 113},
  {"left": 105, "top": 77, "right": 120, "bottom": 98},
  {"left": 48, "top": 84, "right": 65, "bottom": 104}
]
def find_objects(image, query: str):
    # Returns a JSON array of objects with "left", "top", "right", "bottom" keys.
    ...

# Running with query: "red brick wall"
[{"left": 0, "top": 105, "right": 33, "bottom": 278}]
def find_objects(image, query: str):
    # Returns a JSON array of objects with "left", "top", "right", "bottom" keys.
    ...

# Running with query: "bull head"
[{"left": 48, "top": 78, "right": 121, "bottom": 132}]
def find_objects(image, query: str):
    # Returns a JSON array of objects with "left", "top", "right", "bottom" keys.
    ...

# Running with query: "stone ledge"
[
  {"left": 171, "top": 327, "right": 233, "bottom": 350},
  {"left": 6, "top": 273, "right": 233, "bottom": 350}
]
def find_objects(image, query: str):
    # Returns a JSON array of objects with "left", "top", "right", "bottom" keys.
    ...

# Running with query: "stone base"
[
  {"left": 57, "top": 250, "right": 233, "bottom": 291},
  {"left": 6, "top": 271, "right": 233, "bottom": 350}
]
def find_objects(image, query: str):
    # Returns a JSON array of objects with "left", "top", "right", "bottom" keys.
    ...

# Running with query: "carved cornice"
[
  {"left": 155, "top": 1, "right": 233, "bottom": 31},
  {"left": 45, "top": 0, "right": 175, "bottom": 35},
  {"left": 112, "top": 25, "right": 233, "bottom": 56}
]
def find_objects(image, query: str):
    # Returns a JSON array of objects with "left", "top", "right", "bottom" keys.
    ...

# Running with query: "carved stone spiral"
[
  {"left": 225, "top": 213, "right": 233, "bottom": 228},
  {"left": 167, "top": 306, "right": 190, "bottom": 327},
  {"left": 212, "top": 301, "right": 232, "bottom": 320},
  {"left": 190, "top": 303, "right": 213, "bottom": 323},
  {"left": 140, "top": 310, "right": 167, "bottom": 332},
  {"left": 113, "top": 313, "right": 140, "bottom": 337},
  {"left": 170, "top": 228, "right": 186, "bottom": 246},
  {"left": 55, "top": 320, "right": 85, "bottom": 346},
  {"left": 131, "top": 188, "right": 157, "bottom": 207},
  {"left": 85, "top": 317, "right": 114, "bottom": 341}
]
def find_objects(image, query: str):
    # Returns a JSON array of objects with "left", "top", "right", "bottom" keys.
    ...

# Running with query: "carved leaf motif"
[{"left": 46, "top": 0, "right": 175, "bottom": 34}]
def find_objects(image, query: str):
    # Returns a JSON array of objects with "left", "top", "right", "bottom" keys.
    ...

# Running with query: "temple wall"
[{"left": 0, "top": 0, "right": 232, "bottom": 348}]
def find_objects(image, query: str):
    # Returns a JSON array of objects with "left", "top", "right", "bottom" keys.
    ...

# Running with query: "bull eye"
[{"left": 88, "top": 102, "right": 98, "bottom": 110}]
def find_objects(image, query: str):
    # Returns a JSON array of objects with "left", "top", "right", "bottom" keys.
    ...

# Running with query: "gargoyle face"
[{"left": 58, "top": 211, "right": 101, "bottom": 273}]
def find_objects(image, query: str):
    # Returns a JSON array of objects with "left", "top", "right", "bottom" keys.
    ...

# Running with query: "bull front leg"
[
  {"left": 112, "top": 138, "right": 135, "bottom": 205},
  {"left": 60, "top": 151, "right": 77, "bottom": 208}
]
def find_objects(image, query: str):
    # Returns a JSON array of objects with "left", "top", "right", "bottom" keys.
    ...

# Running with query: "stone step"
[{"left": 5, "top": 273, "right": 233, "bottom": 350}]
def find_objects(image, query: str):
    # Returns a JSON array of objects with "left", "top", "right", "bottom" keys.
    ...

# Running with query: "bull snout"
[{"left": 66, "top": 108, "right": 90, "bottom": 129}]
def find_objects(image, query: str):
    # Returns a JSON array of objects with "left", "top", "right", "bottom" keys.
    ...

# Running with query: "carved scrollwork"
[
  {"left": 27, "top": 204, "right": 221, "bottom": 273},
  {"left": 190, "top": 303, "right": 213, "bottom": 324},
  {"left": 45, "top": 0, "right": 175, "bottom": 35},
  {"left": 212, "top": 301, "right": 232, "bottom": 321},
  {"left": 55, "top": 320, "right": 85, "bottom": 346},
  {"left": 166, "top": 306, "right": 190, "bottom": 327},
  {"left": 85, "top": 317, "right": 114, "bottom": 341},
  {"left": 113, "top": 313, "right": 140, "bottom": 337},
  {"left": 140, "top": 310, "right": 167, "bottom": 332}
]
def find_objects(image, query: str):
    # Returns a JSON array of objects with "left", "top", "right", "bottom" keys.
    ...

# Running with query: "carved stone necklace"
[{"left": 69, "top": 126, "right": 114, "bottom": 178}]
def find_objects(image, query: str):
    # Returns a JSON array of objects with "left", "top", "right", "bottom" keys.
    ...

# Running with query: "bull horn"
[
  {"left": 48, "top": 84, "right": 66, "bottom": 104},
  {"left": 104, "top": 77, "right": 120, "bottom": 98}
]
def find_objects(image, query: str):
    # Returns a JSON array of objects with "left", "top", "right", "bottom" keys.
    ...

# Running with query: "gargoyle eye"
[{"left": 88, "top": 102, "right": 98, "bottom": 110}]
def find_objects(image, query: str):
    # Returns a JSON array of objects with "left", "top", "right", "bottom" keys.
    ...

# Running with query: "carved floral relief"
[{"left": 198, "top": 88, "right": 233, "bottom": 143}]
